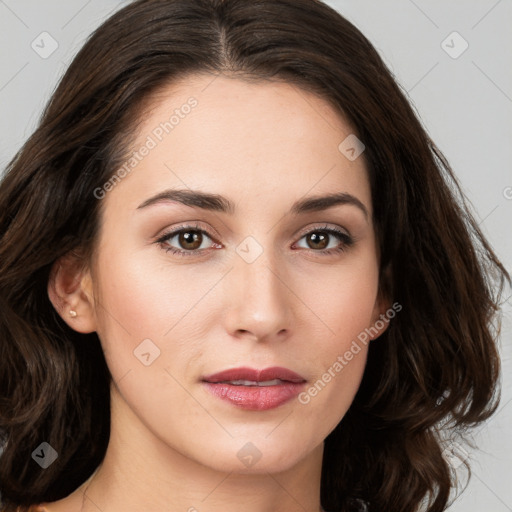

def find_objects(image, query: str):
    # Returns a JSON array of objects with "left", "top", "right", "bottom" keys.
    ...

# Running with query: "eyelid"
[
  {"left": 294, "top": 222, "right": 351, "bottom": 240},
  {"left": 155, "top": 222, "right": 351, "bottom": 243},
  {"left": 155, "top": 221, "right": 220, "bottom": 243},
  {"left": 155, "top": 222, "right": 354, "bottom": 256}
]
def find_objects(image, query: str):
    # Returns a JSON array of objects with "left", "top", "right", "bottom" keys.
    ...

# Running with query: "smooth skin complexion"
[{"left": 47, "top": 74, "right": 390, "bottom": 512}]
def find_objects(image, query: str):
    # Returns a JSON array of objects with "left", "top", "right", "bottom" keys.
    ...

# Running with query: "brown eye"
[
  {"left": 305, "top": 231, "right": 329, "bottom": 250},
  {"left": 295, "top": 227, "right": 354, "bottom": 255},
  {"left": 178, "top": 230, "right": 204, "bottom": 250},
  {"left": 157, "top": 226, "right": 218, "bottom": 256}
]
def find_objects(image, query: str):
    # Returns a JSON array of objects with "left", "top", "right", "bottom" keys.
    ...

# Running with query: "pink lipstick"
[{"left": 202, "top": 366, "right": 306, "bottom": 411}]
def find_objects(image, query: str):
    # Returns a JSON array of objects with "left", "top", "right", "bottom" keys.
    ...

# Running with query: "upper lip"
[{"left": 202, "top": 366, "right": 306, "bottom": 384}]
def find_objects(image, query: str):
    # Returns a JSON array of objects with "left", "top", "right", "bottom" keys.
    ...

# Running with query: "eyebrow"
[{"left": 137, "top": 189, "right": 369, "bottom": 220}]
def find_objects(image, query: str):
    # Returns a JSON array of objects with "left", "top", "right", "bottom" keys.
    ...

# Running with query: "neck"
[{"left": 77, "top": 383, "right": 325, "bottom": 512}]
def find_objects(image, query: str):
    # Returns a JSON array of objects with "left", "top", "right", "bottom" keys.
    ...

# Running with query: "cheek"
[
  {"left": 91, "top": 252, "right": 166, "bottom": 374},
  {"left": 295, "top": 252, "right": 380, "bottom": 344},
  {"left": 93, "top": 249, "right": 201, "bottom": 337},
  {"left": 294, "top": 293, "right": 371, "bottom": 448},
  {"left": 91, "top": 249, "right": 216, "bottom": 382},
  {"left": 292, "top": 255, "right": 378, "bottom": 411}
]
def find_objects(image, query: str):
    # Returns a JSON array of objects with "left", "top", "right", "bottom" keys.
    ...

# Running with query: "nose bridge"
[
  {"left": 223, "top": 235, "right": 292, "bottom": 339},
  {"left": 236, "top": 239, "right": 287, "bottom": 310}
]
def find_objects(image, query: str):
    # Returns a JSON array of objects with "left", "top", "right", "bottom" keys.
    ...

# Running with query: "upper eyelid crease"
[{"left": 137, "top": 189, "right": 369, "bottom": 222}]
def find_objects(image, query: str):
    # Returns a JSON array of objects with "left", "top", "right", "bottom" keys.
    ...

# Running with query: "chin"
[{"left": 194, "top": 435, "right": 319, "bottom": 475}]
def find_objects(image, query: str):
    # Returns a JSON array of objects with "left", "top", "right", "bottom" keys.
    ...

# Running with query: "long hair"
[{"left": 0, "top": 1, "right": 509, "bottom": 510}]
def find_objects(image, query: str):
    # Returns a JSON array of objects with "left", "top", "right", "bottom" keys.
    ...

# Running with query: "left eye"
[{"left": 295, "top": 229, "right": 348, "bottom": 251}]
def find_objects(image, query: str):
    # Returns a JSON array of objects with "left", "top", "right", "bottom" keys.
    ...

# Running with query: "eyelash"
[{"left": 155, "top": 223, "right": 354, "bottom": 258}]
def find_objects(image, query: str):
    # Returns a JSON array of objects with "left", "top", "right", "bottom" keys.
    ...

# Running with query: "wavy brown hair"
[{"left": 0, "top": 0, "right": 509, "bottom": 510}]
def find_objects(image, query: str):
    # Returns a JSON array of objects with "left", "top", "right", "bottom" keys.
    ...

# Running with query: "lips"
[
  {"left": 202, "top": 366, "right": 306, "bottom": 384},
  {"left": 201, "top": 366, "right": 307, "bottom": 411}
]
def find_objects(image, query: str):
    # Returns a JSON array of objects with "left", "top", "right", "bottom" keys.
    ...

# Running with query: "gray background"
[{"left": 0, "top": 1, "right": 510, "bottom": 510}]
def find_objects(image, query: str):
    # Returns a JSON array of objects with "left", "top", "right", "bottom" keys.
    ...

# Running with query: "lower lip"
[{"left": 202, "top": 381, "right": 305, "bottom": 411}]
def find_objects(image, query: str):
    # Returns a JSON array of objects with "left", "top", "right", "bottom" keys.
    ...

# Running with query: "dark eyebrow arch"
[{"left": 137, "top": 189, "right": 369, "bottom": 220}]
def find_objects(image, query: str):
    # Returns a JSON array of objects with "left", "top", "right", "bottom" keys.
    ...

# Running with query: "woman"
[{"left": 0, "top": 0, "right": 509, "bottom": 511}]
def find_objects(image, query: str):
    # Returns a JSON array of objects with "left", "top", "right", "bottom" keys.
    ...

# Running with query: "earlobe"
[{"left": 47, "top": 252, "right": 97, "bottom": 334}]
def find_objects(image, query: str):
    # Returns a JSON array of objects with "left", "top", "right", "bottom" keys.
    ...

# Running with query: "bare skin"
[{"left": 47, "top": 73, "right": 389, "bottom": 512}]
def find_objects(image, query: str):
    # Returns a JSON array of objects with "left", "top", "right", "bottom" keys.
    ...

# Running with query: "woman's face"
[{"left": 82, "top": 74, "right": 387, "bottom": 474}]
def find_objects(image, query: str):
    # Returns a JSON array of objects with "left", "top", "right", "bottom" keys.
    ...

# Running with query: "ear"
[
  {"left": 47, "top": 251, "right": 97, "bottom": 333},
  {"left": 368, "top": 263, "right": 394, "bottom": 341}
]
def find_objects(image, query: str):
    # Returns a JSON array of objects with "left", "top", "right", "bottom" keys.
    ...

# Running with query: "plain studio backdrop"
[{"left": 0, "top": 1, "right": 511, "bottom": 510}]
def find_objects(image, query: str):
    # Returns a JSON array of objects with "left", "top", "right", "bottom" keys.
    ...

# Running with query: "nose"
[{"left": 222, "top": 243, "right": 294, "bottom": 343}]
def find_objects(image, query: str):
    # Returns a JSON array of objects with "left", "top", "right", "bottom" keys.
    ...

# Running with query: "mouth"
[
  {"left": 214, "top": 378, "right": 291, "bottom": 387},
  {"left": 201, "top": 366, "right": 307, "bottom": 411}
]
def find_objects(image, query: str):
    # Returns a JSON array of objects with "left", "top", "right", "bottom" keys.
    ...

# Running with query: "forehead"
[{"left": 105, "top": 73, "right": 372, "bottom": 217}]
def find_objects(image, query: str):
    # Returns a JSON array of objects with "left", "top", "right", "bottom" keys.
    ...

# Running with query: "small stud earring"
[{"left": 69, "top": 310, "right": 77, "bottom": 318}]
